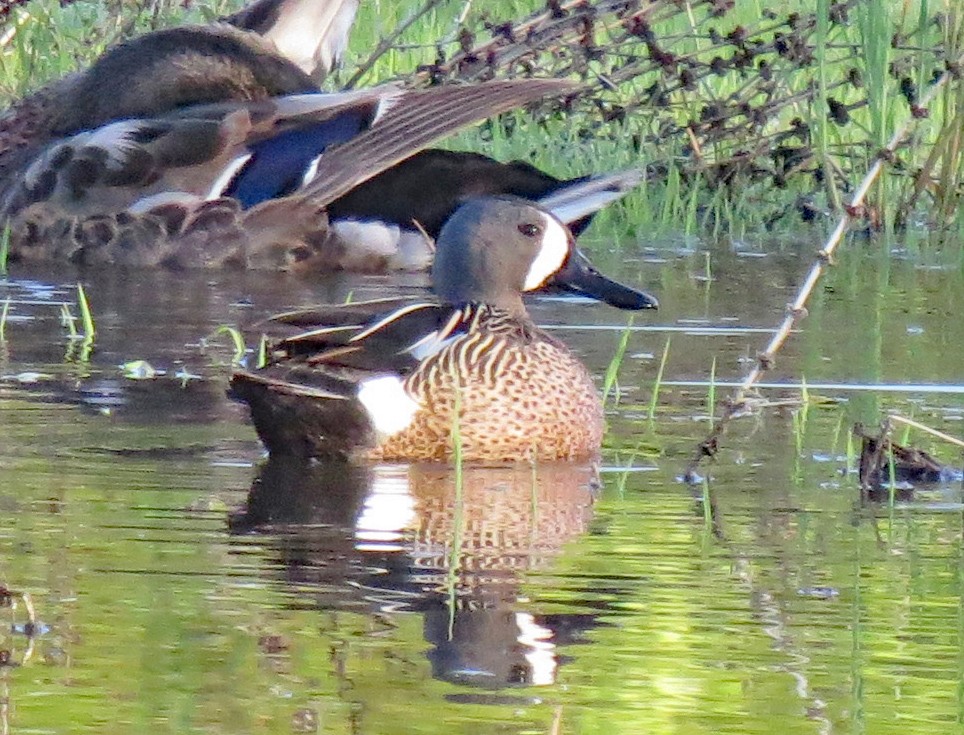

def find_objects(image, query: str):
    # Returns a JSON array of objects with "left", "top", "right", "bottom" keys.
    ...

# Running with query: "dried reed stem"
[
  {"left": 888, "top": 414, "right": 964, "bottom": 451},
  {"left": 342, "top": 0, "right": 449, "bottom": 89},
  {"left": 682, "top": 53, "right": 964, "bottom": 483}
]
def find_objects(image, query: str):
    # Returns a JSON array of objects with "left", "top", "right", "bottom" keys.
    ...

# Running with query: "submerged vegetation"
[{"left": 0, "top": 0, "right": 963, "bottom": 249}]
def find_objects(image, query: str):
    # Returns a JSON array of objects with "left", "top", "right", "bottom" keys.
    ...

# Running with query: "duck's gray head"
[{"left": 431, "top": 197, "right": 658, "bottom": 314}]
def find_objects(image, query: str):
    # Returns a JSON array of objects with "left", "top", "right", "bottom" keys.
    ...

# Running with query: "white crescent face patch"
[{"left": 523, "top": 213, "right": 571, "bottom": 291}]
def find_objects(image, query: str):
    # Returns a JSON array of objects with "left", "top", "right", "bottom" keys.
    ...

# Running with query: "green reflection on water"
[{"left": 0, "top": 254, "right": 961, "bottom": 733}]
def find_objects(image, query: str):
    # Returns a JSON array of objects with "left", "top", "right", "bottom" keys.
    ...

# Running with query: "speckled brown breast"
[{"left": 370, "top": 310, "right": 604, "bottom": 463}]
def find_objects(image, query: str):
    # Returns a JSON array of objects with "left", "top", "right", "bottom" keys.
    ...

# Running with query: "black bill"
[{"left": 552, "top": 247, "right": 658, "bottom": 310}]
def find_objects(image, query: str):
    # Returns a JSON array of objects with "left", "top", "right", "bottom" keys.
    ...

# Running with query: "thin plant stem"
[
  {"left": 602, "top": 315, "right": 633, "bottom": 407},
  {"left": 707, "top": 356, "right": 716, "bottom": 429},
  {"left": 683, "top": 50, "right": 964, "bottom": 482},
  {"left": 0, "top": 226, "right": 9, "bottom": 277},
  {"left": 76, "top": 283, "right": 95, "bottom": 339},
  {"left": 343, "top": 0, "right": 447, "bottom": 89},
  {"left": 446, "top": 386, "right": 465, "bottom": 640},
  {"left": 889, "top": 413, "right": 964, "bottom": 450},
  {"left": 647, "top": 336, "right": 671, "bottom": 420},
  {"left": 210, "top": 325, "right": 246, "bottom": 365}
]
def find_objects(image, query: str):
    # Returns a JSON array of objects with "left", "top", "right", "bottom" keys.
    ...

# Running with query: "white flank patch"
[
  {"left": 523, "top": 214, "right": 570, "bottom": 291},
  {"left": 330, "top": 219, "right": 401, "bottom": 268},
  {"left": 356, "top": 374, "right": 420, "bottom": 437},
  {"left": 205, "top": 153, "right": 253, "bottom": 200},
  {"left": 385, "top": 228, "right": 435, "bottom": 271}
]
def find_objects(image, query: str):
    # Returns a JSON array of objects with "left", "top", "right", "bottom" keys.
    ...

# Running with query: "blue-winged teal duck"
[
  {"left": 326, "top": 152, "right": 643, "bottom": 271},
  {"left": 230, "top": 197, "right": 658, "bottom": 462},
  {"left": 0, "top": 0, "right": 638, "bottom": 271},
  {"left": 0, "top": 18, "right": 572, "bottom": 269}
]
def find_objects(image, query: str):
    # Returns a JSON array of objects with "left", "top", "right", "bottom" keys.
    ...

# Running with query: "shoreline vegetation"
[{"left": 0, "top": 0, "right": 961, "bottom": 254}]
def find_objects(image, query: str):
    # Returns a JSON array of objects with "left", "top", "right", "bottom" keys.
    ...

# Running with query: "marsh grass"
[
  {"left": 365, "top": 0, "right": 964, "bottom": 247},
  {"left": 256, "top": 334, "right": 268, "bottom": 369},
  {"left": 601, "top": 316, "right": 633, "bottom": 408},
  {"left": 207, "top": 325, "right": 246, "bottom": 366},
  {"left": 0, "top": 226, "right": 10, "bottom": 276},
  {"left": 829, "top": 406, "right": 847, "bottom": 458},
  {"left": 57, "top": 283, "right": 95, "bottom": 360},
  {"left": 0, "top": 297, "right": 8, "bottom": 341},
  {"left": 3, "top": 0, "right": 961, "bottom": 248},
  {"left": 700, "top": 478, "right": 712, "bottom": 528},
  {"left": 59, "top": 303, "right": 76, "bottom": 340},
  {"left": 76, "top": 282, "right": 94, "bottom": 338},
  {"left": 845, "top": 428, "right": 856, "bottom": 477},
  {"left": 887, "top": 446, "right": 898, "bottom": 511},
  {"left": 647, "top": 336, "right": 671, "bottom": 421},
  {"left": 445, "top": 387, "right": 465, "bottom": 634},
  {"left": 791, "top": 409, "right": 803, "bottom": 461},
  {"left": 706, "top": 356, "right": 717, "bottom": 428}
]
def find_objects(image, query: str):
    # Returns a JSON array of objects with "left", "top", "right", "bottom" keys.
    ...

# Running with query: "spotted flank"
[{"left": 230, "top": 197, "right": 658, "bottom": 463}]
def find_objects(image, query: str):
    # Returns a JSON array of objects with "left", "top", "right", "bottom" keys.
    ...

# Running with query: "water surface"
[{"left": 0, "top": 243, "right": 962, "bottom": 733}]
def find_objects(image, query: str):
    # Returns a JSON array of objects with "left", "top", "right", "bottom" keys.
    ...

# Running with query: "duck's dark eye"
[{"left": 517, "top": 222, "right": 541, "bottom": 237}]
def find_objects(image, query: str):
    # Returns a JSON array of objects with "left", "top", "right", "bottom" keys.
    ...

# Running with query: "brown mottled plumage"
[
  {"left": 230, "top": 197, "right": 658, "bottom": 463},
  {"left": 373, "top": 305, "right": 604, "bottom": 462},
  {"left": 0, "top": 0, "right": 574, "bottom": 270}
]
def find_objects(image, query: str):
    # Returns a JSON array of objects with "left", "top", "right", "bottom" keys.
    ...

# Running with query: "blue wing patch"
[{"left": 227, "top": 112, "right": 369, "bottom": 208}]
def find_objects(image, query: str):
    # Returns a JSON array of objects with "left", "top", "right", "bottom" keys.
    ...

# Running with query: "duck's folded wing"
[
  {"left": 258, "top": 299, "right": 470, "bottom": 374},
  {"left": 5, "top": 87, "right": 401, "bottom": 217},
  {"left": 231, "top": 298, "right": 469, "bottom": 458},
  {"left": 299, "top": 79, "right": 576, "bottom": 207},
  {"left": 6, "top": 79, "right": 574, "bottom": 269},
  {"left": 537, "top": 168, "right": 644, "bottom": 235}
]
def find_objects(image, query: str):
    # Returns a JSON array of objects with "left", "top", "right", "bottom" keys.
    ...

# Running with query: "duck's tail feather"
[
  {"left": 230, "top": 367, "right": 376, "bottom": 459},
  {"left": 538, "top": 169, "right": 643, "bottom": 235},
  {"left": 225, "top": 0, "right": 360, "bottom": 82}
]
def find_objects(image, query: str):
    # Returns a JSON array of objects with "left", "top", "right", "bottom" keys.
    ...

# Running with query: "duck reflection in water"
[{"left": 229, "top": 455, "right": 604, "bottom": 688}]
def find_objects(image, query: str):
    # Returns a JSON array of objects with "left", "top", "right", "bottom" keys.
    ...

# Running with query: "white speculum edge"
[
  {"left": 356, "top": 374, "right": 420, "bottom": 437},
  {"left": 523, "top": 214, "right": 570, "bottom": 291},
  {"left": 206, "top": 153, "right": 253, "bottom": 200}
]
